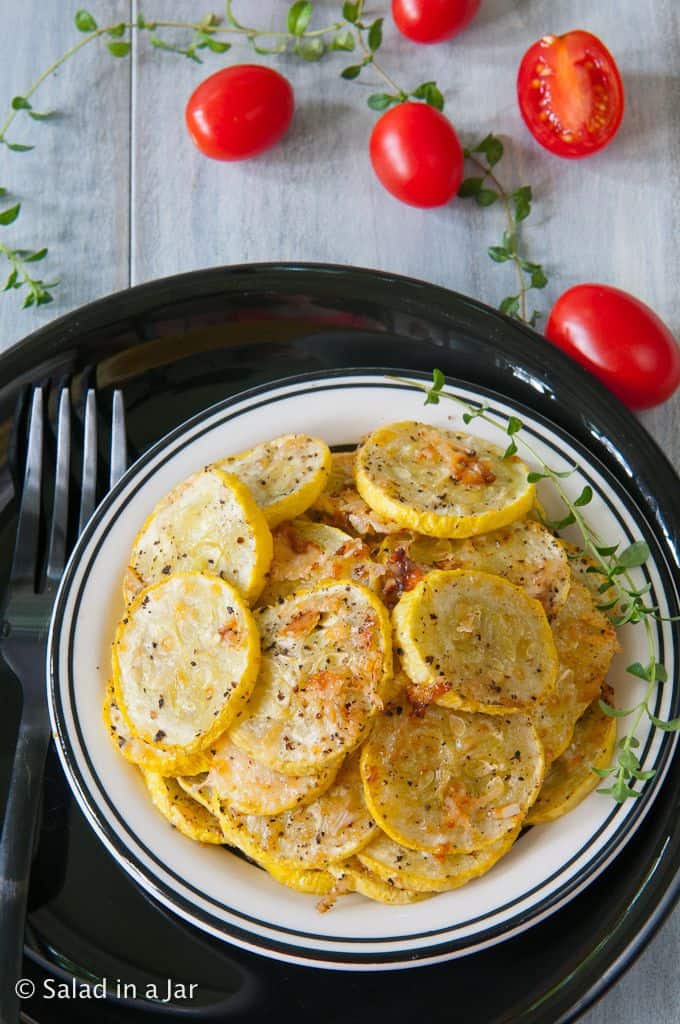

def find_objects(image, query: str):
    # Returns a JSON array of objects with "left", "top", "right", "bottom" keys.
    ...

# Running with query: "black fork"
[{"left": 0, "top": 387, "right": 127, "bottom": 1024}]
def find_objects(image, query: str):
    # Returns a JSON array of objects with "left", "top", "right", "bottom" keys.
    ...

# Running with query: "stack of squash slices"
[{"left": 106, "top": 421, "right": 620, "bottom": 908}]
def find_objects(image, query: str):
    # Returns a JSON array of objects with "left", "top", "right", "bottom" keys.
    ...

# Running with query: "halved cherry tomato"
[
  {"left": 392, "top": 0, "right": 480, "bottom": 43},
  {"left": 369, "top": 102, "right": 464, "bottom": 208},
  {"left": 545, "top": 284, "right": 680, "bottom": 410},
  {"left": 185, "top": 65, "right": 294, "bottom": 161},
  {"left": 517, "top": 31, "right": 624, "bottom": 158}
]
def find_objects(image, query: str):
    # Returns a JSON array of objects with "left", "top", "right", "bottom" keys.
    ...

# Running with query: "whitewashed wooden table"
[{"left": 1, "top": 1, "right": 678, "bottom": 1020}]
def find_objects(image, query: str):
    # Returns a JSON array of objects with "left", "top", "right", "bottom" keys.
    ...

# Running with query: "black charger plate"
[{"left": 1, "top": 263, "right": 679, "bottom": 1023}]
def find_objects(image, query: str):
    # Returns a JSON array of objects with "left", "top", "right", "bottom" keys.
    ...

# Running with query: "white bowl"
[{"left": 47, "top": 371, "right": 678, "bottom": 970}]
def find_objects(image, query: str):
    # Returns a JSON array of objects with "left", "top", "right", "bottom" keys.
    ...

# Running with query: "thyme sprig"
[
  {"left": 0, "top": 3, "right": 360, "bottom": 307},
  {"left": 1, "top": 2, "right": 536, "bottom": 318},
  {"left": 458, "top": 135, "right": 547, "bottom": 326},
  {"left": 340, "top": 2, "right": 445, "bottom": 112},
  {"left": 225, "top": 1, "right": 353, "bottom": 60},
  {"left": 0, "top": 2, "right": 358, "bottom": 307},
  {"left": 335, "top": 23, "right": 543, "bottom": 327},
  {"left": 395, "top": 368, "right": 679, "bottom": 804},
  {"left": 0, "top": 196, "right": 56, "bottom": 306},
  {"left": 1, "top": 5, "right": 353, "bottom": 147},
  {"left": 0, "top": 0, "right": 446, "bottom": 310}
]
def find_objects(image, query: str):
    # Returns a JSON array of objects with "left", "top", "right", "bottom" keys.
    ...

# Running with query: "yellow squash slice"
[
  {"left": 175, "top": 770, "right": 337, "bottom": 892},
  {"left": 113, "top": 572, "right": 260, "bottom": 755},
  {"left": 550, "top": 578, "right": 619, "bottom": 705},
  {"left": 176, "top": 776, "right": 338, "bottom": 893},
  {"left": 310, "top": 450, "right": 404, "bottom": 536},
  {"left": 230, "top": 580, "right": 392, "bottom": 773},
  {"left": 563, "top": 542, "right": 618, "bottom": 612},
  {"left": 258, "top": 519, "right": 384, "bottom": 606},
  {"left": 527, "top": 692, "right": 617, "bottom": 825},
  {"left": 177, "top": 731, "right": 340, "bottom": 816},
  {"left": 531, "top": 574, "right": 618, "bottom": 765},
  {"left": 176, "top": 773, "right": 219, "bottom": 813},
  {"left": 379, "top": 519, "right": 570, "bottom": 618},
  {"left": 218, "top": 434, "right": 332, "bottom": 528},
  {"left": 361, "top": 702, "right": 544, "bottom": 855},
  {"left": 530, "top": 670, "right": 589, "bottom": 768},
  {"left": 393, "top": 569, "right": 557, "bottom": 713},
  {"left": 379, "top": 664, "right": 415, "bottom": 707},
  {"left": 357, "top": 828, "right": 519, "bottom": 893},
  {"left": 328, "top": 860, "right": 430, "bottom": 904},
  {"left": 124, "top": 467, "right": 273, "bottom": 605},
  {"left": 216, "top": 751, "right": 377, "bottom": 870},
  {"left": 266, "top": 862, "right": 336, "bottom": 895},
  {"left": 355, "top": 421, "right": 534, "bottom": 539},
  {"left": 103, "top": 682, "right": 211, "bottom": 776},
  {"left": 141, "top": 770, "right": 224, "bottom": 844}
]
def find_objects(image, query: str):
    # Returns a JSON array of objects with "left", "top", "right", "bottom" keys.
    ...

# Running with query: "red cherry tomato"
[
  {"left": 545, "top": 284, "right": 680, "bottom": 410},
  {"left": 185, "top": 65, "right": 294, "bottom": 161},
  {"left": 369, "top": 102, "right": 464, "bottom": 208},
  {"left": 392, "top": 0, "right": 481, "bottom": 43},
  {"left": 517, "top": 31, "right": 624, "bottom": 158}
]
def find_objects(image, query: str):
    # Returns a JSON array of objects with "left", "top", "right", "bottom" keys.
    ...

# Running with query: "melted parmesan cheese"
[
  {"left": 179, "top": 731, "right": 339, "bottom": 816},
  {"left": 217, "top": 751, "right": 376, "bottom": 869},
  {"left": 527, "top": 692, "right": 617, "bottom": 824},
  {"left": 379, "top": 519, "right": 570, "bottom": 617},
  {"left": 230, "top": 580, "right": 392, "bottom": 773},
  {"left": 361, "top": 703, "right": 544, "bottom": 854}
]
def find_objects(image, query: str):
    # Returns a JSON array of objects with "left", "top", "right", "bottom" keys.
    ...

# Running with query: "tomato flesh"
[
  {"left": 517, "top": 31, "right": 624, "bottom": 158},
  {"left": 185, "top": 65, "right": 294, "bottom": 161},
  {"left": 369, "top": 102, "right": 464, "bottom": 207},
  {"left": 545, "top": 284, "right": 680, "bottom": 410},
  {"left": 392, "top": 0, "right": 480, "bottom": 43}
]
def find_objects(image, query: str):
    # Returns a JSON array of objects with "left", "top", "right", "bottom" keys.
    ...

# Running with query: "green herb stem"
[
  {"left": 0, "top": 3, "right": 356, "bottom": 307},
  {"left": 0, "top": 9, "right": 350, "bottom": 147},
  {"left": 0, "top": 28, "right": 104, "bottom": 144},
  {"left": 339, "top": 2, "right": 445, "bottom": 111},
  {"left": 225, "top": 0, "right": 345, "bottom": 41},
  {"left": 622, "top": 617, "right": 657, "bottom": 750},
  {"left": 467, "top": 154, "right": 529, "bottom": 323},
  {"left": 457, "top": 137, "right": 546, "bottom": 325},
  {"left": 352, "top": 20, "right": 404, "bottom": 97},
  {"left": 0, "top": 241, "right": 56, "bottom": 306}
]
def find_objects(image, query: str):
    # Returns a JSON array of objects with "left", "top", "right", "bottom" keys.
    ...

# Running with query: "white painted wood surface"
[
  {"left": 0, "top": 1, "right": 678, "bottom": 1020},
  {"left": 0, "top": 0, "right": 131, "bottom": 340}
]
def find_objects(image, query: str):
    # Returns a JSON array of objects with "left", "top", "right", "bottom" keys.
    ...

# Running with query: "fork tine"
[
  {"left": 109, "top": 390, "right": 127, "bottom": 488},
  {"left": 10, "top": 388, "right": 43, "bottom": 585},
  {"left": 45, "top": 389, "right": 71, "bottom": 582},
  {"left": 78, "top": 389, "right": 97, "bottom": 536}
]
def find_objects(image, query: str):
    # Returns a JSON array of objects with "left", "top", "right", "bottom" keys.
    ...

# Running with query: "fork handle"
[{"left": 0, "top": 720, "right": 50, "bottom": 1024}]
